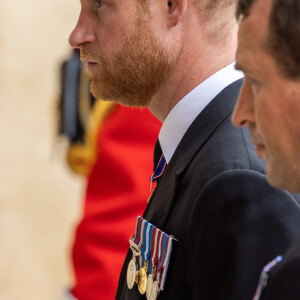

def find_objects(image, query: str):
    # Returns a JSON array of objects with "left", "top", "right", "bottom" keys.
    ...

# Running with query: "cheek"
[
  {"left": 282, "top": 103, "right": 300, "bottom": 157},
  {"left": 253, "top": 94, "right": 284, "bottom": 161},
  {"left": 256, "top": 93, "right": 293, "bottom": 157},
  {"left": 94, "top": 14, "right": 137, "bottom": 53},
  {"left": 253, "top": 93, "right": 272, "bottom": 137}
]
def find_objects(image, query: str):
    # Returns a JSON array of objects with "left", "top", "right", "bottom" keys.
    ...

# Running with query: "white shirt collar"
[{"left": 159, "top": 63, "right": 243, "bottom": 163}]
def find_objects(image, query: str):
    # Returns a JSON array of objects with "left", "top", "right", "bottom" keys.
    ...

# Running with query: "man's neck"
[{"left": 148, "top": 34, "right": 237, "bottom": 122}]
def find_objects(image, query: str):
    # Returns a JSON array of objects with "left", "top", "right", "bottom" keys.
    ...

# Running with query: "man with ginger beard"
[
  {"left": 69, "top": 0, "right": 300, "bottom": 299},
  {"left": 232, "top": 0, "right": 300, "bottom": 299}
]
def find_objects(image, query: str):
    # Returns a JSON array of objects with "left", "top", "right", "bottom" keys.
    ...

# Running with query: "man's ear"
[{"left": 166, "top": 0, "right": 187, "bottom": 27}]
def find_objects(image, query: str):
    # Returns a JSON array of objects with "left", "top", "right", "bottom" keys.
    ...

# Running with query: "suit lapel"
[{"left": 144, "top": 79, "right": 243, "bottom": 229}]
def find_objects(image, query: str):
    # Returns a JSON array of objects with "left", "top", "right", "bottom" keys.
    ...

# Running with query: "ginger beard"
[{"left": 81, "top": 12, "right": 175, "bottom": 107}]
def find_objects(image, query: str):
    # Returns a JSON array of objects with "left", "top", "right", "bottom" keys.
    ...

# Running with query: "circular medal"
[
  {"left": 127, "top": 259, "right": 137, "bottom": 289},
  {"left": 146, "top": 273, "right": 154, "bottom": 299},
  {"left": 150, "top": 280, "right": 159, "bottom": 300},
  {"left": 137, "top": 267, "right": 148, "bottom": 294}
]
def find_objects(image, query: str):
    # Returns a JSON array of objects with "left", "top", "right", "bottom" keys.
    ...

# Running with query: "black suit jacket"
[
  {"left": 260, "top": 237, "right": 300, "bottom": 300},
  {"left": 116, "top": 79, "right": 300, "bottom": 300}
]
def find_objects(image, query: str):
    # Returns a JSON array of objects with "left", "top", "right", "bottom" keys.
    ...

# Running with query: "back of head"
[{"left": 192, "top": 0, "right": 237, "bottom": 44}]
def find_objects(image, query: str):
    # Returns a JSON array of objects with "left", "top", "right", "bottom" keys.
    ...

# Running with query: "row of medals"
[{"left": 127, "top": 239, "right": 160, "bottom": 300}]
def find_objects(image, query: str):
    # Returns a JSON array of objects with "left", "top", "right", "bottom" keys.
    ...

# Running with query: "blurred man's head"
[
  {"left": 232, "top": 0, "right": 300, "bottom": 192},
  {"left": 69, "top": 0, "right": 238, "bottom": 113}
]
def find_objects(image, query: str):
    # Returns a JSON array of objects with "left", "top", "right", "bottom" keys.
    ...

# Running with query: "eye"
[{"left": 95, "top": 0, "right": 103, "bottom": 7}]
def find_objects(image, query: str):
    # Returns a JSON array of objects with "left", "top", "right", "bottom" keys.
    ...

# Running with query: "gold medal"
[
  {"left": 146, "top": 273, "right": 154, "bottom": 299},
  {"left": 150, "top": 280, "right": 159, "bottom": 300},
  {"left": 127, "top": 259, "right": 137, "bottom": 289},
  {"left": 137, "top": 267, "right": 147, "bottom": 294}
]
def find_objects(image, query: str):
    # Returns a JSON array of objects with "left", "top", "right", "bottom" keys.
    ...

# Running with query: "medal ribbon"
[
  {"left": 160, "top": 235, "right": 173, "bottom": 290},
  {"left": 149, "top": 155, "right": 167, "bottom": 194},
  {"left": 142, "top": 222, "right": 152, "bottom": 265},
  {"left": 133, "top": 217, "right": 143, "bottom": 245},
  {"left": 253, "top": 255, "right": 283, "bottom": 300},
  {"left": 158, "top": 233, "right": 168, "bottom": 273},
  {"left": 146, "top": 224, "right": 153, "bottom": 260},
  {"left": 155, "top": 231, "right": 164, "bottom": 282},
  {"left": 150, "top": 155, "right": 167, "bottom": 183},
  {"left": 150, "top": 227, "right": 159, "bottom": 274},
  {"left": 129, "top": 216, "right": 142, "bottom": 258},
  {"left": 138, "top": 219, "right": 146, "bottom": 268},
  {"left": 133, "top": 216, "right": 142, "bottom": 243},
  {"left": 146, "top": 224, "right": 153, "bottom": 264}
]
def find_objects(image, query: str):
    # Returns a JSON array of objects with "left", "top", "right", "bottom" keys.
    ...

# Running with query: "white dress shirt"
[{"left": 159, "top": 63, "right": 243, "bottom": 163}]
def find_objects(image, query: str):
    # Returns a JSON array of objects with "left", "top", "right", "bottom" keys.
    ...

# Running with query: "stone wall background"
[{"left": 0, "top": 1, "right": 84, "bottom": 299}]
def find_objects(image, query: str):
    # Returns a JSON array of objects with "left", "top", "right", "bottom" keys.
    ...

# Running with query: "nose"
[
  {"left": 232, "top": 80, "right": 255, "bottom": 128},
  {"left": 69, "top": 12, "right": 96, "bottom": 48}
]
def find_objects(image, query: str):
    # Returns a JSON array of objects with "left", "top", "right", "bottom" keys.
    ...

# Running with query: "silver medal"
[
  {"left": 146, "top": 273, "right": 154, "bottom": 299},
  {"left": 127, "top": 238, "right": 141, "bottom": 289},
  {"left": 127, "top": 259, "right": 137, "bottom": 289},
  {"left": 150, "top": 280, "right": 159, "bottom": 300}
]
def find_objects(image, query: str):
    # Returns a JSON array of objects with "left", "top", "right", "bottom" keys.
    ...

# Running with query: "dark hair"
[{"left": 237, "top": 0, "right": 300, "bottom": 79}]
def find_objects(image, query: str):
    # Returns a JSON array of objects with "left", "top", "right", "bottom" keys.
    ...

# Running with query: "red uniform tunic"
[{"left": 71, "top": 105, "right": 161, "bottom": 300}]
